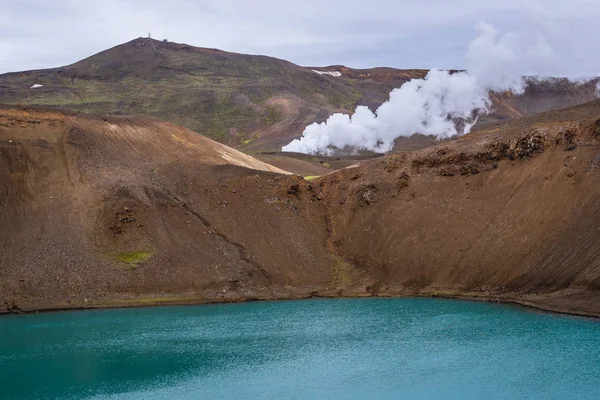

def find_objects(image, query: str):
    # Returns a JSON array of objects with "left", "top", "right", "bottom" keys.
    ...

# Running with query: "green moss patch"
[
  {"left": 116, "top": 251, "right": 153, "bottom": 265},
  {"left": 303, "top": 175, "right": 322, "bottom": 181}
]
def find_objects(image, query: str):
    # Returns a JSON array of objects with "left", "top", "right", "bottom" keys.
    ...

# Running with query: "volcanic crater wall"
[{"left": 2, "top": 103, "right": 600, "bottom": 315}]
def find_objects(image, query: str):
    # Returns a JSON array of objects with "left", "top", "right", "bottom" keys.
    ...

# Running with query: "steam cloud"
[{"left": 283, "top": 13, "right": 598, "bottom": 155}]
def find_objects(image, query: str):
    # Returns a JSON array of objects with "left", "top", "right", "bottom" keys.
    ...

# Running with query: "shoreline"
[{"left": 2, "top": 290, "right": 599, "bottom": 319}]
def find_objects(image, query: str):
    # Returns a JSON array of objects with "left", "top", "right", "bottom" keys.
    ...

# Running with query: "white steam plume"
[{"left": 283, "top": 14, "right": 595, "bottom": 155}]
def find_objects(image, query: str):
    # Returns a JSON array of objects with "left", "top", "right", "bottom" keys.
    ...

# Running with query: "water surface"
[{"left": 1, "top": 298, "right": 599, "bottom": 399}]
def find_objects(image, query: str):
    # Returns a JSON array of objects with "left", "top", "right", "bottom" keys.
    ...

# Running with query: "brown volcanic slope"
[
  {"left": 321, "top": 99, "right": 600, "bottom": 316},
  {"left": 2, "top": 101, "right": 600, "bottom": 316},
  {"left": 0, "top": 105, "right": 337, "bottom": 312},
  {"left": 0, "top": 37, "right": 598, "bottom": 153}
]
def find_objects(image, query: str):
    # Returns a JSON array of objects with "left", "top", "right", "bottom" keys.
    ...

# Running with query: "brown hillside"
[
  {"left": 2, "top": 102, "right": 600, "bottom": 316},
  {"left": 0, "top": 106, "right": 336, "bottom": 312},
  {"left": 320, "top": 99, "right": 600, "bottom": 315}
]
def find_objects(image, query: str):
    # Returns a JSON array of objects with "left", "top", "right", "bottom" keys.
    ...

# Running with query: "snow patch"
[
  {"left": 312, "top": 70, "right": 341, "bottom": 77},
  {"left": 30, "top": 84, "right": 43, "bottom": 89}
]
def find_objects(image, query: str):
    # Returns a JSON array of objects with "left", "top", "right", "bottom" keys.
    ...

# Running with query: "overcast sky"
[{"left": 1, "top": 0, "right": 599, "bottom": 75}]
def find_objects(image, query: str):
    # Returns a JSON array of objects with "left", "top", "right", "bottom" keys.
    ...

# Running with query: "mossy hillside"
[{"left": 0, "top": 38, "right": 380, "bottom": 148}]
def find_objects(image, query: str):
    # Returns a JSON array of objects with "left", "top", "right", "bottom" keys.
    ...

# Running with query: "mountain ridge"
[{"left": 1, "top": 37, "right": 598, "bottom": 153}]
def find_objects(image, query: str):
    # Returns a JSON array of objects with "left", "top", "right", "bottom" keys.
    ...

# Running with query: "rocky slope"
[
  {"left": 1, "top": 38, "right": 598, "bottom": 153},
  {"left": 320, "top": 99, "right": 600, "bottom": 316},
  {"left": 1, "top": 101, "right": 600, "bottom": 316},
  {"left": 0, "top": 105, "right": 335, "bottom": 312}
]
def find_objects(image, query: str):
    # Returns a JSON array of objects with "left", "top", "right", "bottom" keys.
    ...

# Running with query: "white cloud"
[
  {"left": 0, "top": 0, "right": 598, "bottom": 76},
  {"left": 0, "top": 0, "right": 549, "bottom": 73}
]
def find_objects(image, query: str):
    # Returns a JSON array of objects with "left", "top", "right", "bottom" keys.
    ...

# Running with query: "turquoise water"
[{"left": 1, "top": 298, "right": 599, "bottom": 399}]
